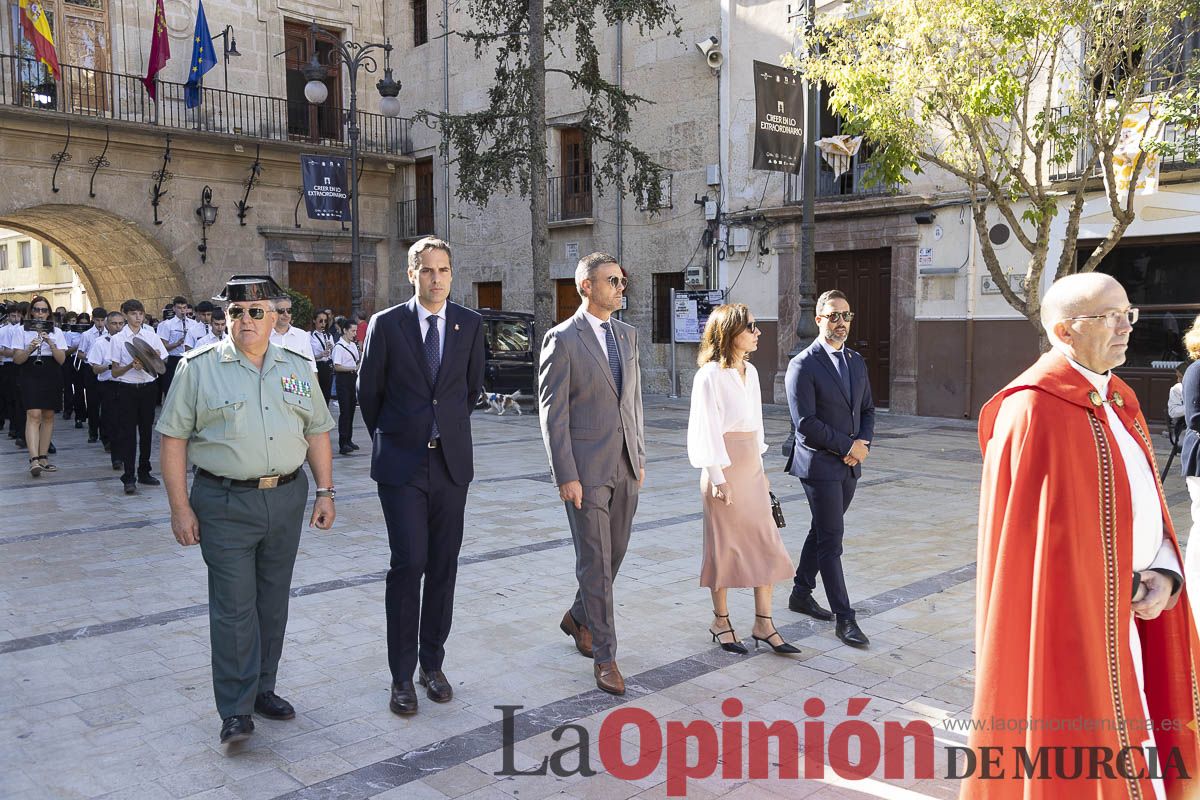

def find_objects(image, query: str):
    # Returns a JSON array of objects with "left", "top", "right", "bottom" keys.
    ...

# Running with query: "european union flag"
[{"left": 184, "top": 0, "right": 216, "bottom": 109}]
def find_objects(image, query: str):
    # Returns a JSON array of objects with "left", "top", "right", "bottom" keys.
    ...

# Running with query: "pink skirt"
[{"left": 700, "top": 432, "right": 796, "bottom": 589}]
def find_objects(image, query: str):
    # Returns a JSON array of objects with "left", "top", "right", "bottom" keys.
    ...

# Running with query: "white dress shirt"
[
  {"left": 311, "top": 329, "right": 334, "bottom": 363},
  {"left": 687, "top": 361, "right": 767, "bottom": 485},
  {"left": 157, "top": 316, "right": 196, "bottom": 356},
  {"left": 415, "top": 301, "right": 447, "bottom": 361},
  {"left": 13, "top": 326, "right": 68, "bottom": 358},
  {"left": 184, "top": 320, "right": 210, "bottom": 348},
  {"left": 193, "top": 332, "right": 225, "bottom": 348},
  {"left": 332, "top": 339, "right": 361, "bottom": 372},
  {"left": 110, "top": 324, "right": 169, "bottom": 385},
  {"left": 580, "top": 309, "right": 616, "bottom": 357},
  {"left": 87, "top": 335, "right": 114, "bottom": 381},
  {"left": 0, "top": 323, "right": 17, "bottom": 364},
  {"left": 78, "top": 324, "right": 104, "bottom": 360},
  {"left": 818, "top": 337, "right": 850, "bottom": 382},
  {"left": 270, "top": 326, "right": 319, "bottom": 373}
]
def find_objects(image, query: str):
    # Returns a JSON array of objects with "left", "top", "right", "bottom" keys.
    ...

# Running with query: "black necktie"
[{"left": 425, "top": 316, "right": 441, "bottom": 439}]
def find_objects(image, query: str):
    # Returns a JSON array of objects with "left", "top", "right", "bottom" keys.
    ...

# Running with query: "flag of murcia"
[{"left": 19, "top": 0, "right": 60, "bottom": 80}]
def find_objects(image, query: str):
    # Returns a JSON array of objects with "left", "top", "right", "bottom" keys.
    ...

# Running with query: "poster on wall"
[
  {"left": 752, "top": 61, "right": 804, "bottom": 173},
  {"left": 673, "top": 290, "right": 724, "bottom": 343},
  {"left": 300, "top": 155, "right": 350, "bottom": 221}
]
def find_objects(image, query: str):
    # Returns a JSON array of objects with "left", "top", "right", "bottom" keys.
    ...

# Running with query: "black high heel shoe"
[
  {"left": 709, "top": 612, "right": 749, "bottom": 655},
  {"left": 752, "top": 614, "right": 801, "bottom": 654}
]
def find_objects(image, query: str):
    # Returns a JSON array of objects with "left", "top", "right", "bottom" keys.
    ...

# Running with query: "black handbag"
[{"left": 769, "top": 492, "right": 786, "bottom": 528}]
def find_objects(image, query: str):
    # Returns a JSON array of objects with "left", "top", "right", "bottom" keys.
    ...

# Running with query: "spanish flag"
[{"left": 18, "top": 0, "right": 61, "bottom": 80}]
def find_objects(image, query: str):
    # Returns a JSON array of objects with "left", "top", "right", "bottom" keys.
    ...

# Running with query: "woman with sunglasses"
[
  {"left": 687, "top": 303, "right": 798, "bottom": 655},
  {"left": 11, "top": 295, "right": 67, "bottom": 476},
  {"left": 330, "top": 317, "right": 361, "bottom": 455},
  {"left": 310, "top": 310, "right": 335, "bottom": 404}
]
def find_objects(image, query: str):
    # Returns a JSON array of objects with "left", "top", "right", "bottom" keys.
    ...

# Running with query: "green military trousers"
[{"left": 193, "top": 471, "right": 308, "bottom": 718}]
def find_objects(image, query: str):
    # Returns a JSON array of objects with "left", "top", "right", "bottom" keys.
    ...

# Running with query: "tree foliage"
[
  {"left": 789, "top": 0, "right": 1199, "bottom": 328},
  {"left": 417, "top": 0, "right": 681, "bottom": 337}
]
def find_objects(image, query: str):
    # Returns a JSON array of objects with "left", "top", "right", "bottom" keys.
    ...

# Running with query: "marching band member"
[
  {"left": 12, "top": 296, "right": 67, "bottom": 476},
  {"left": 330, "top": 317, "right": 361, "bottom": 455},
  {"left": 110, "top": 300, "right": 169, "bottom": 495},
  {"left": 87, "top": 311, "right": 125, "bottom": 471}
]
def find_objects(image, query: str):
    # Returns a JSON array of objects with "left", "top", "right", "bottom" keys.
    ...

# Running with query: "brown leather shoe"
[
  {"left": 594, "top": 661, "right": 625, "bottom": 695},
  {"left": 560, "top": 611, "right": 593, "bottom": 658}
]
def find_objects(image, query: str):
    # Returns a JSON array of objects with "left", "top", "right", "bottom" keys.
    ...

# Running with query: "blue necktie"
[
  {"left": 425, "top": 316, "right": 441, "bottom": 439},
  {"left": 601, "top": 322, "right": 623, "bottom": 395},
  {"left": 836, "top": 350, "right": 852, "bottom": 398}
]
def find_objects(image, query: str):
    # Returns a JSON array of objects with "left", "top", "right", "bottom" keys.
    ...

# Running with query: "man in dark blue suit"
[
  {"left": 358, "top": 237, "right": 485, "bottom": 715},
  {"left": 784, "top": 289, "right": 874, "bottom": 647}
]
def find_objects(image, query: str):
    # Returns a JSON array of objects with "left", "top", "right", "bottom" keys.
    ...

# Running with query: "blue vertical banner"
[{"left": 184, "top": 0, "right": 216, "bottom": 109}]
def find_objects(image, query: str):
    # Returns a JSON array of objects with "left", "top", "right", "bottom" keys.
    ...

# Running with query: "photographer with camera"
[{"left": 11, "top": 296, "right": 66, "bottom": 477}]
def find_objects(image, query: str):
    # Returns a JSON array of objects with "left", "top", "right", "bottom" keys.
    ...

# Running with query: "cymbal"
[{"left": 125, "top": 338, "right": 167, "bottom": 376}]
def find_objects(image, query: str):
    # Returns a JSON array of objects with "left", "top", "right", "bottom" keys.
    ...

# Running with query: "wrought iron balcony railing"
[
  {"left": 548, "top": 173, "right": 593, "bottom": 222},
  {"left": 1047, "top": 103, "right": 1199, "bottom": 182},
  {"left": 0, "top": 52, "right": 413, "bottom": 157},
  {"left": 786, "top": 154, "right": 898, "bottom": 203},
  {"left": 397, "top": 197, "right": 436, "bottom": 239}
]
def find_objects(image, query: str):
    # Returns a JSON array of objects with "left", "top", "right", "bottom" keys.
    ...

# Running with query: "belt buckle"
[
  {"left": 257, "top": 475, "right": 280, "bottom": 489},
  {"left": 427, "top": 439, "right": 438, "bottom": 449}
]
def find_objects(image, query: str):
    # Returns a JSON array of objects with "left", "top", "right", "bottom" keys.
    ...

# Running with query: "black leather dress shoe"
[
  {"left": 137, "top": 472, "right": 161, "bottom": 486},
  {"left": 390, "top": 681, "right": 418, "bottom": 715},
  {"left": 789, "top": 592, "right": 834, "bottom": 621},
  {"left": 339, "top": 445, "right": 354, "bottom": 455},
  {"left": 75, "top": 420, "right": 83, "bottom": 429},
  {"left": 219, "top": 715, "right": 254, "bottom": 744},
  {"left": 254, "top": 691, "right": 296, "bottom": 720},
  {"left": 418, "top": 668, "right": 453, "bottom": 703},
  {"left": 123, "top": 481, "right": 137, "bottom": 495},
  {"left": 87, "top": 434, "right": 98, "bottom": 443},
  {"left": 835, "top": 618, "right": 870, "bottom": 647}
]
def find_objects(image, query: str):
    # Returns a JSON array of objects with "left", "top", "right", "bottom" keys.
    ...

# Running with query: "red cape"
[{"left": 965, "top": 351, "right": 1200, "bottom": 799}]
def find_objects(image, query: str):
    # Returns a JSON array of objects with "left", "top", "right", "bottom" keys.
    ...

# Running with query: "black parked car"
[{"left": 476, "top": 309, "right": 536, "bottom": 396}]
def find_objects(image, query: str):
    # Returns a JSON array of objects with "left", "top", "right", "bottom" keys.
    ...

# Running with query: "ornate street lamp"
[
  {"left": 302, "top": 22, "right": 402, "bottom": 318},
  {"left": 196, "top": 185, "right": 218, "bottom": 263}
]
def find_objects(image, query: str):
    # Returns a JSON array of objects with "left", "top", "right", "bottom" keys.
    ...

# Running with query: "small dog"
[{"left": 478, "top": 390, "right": 524, "bottom": 416}]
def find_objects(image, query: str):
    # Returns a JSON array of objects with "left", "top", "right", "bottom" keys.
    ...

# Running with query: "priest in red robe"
[{"left": 965, "top": 272, "right": 1200, "bottom": 799}]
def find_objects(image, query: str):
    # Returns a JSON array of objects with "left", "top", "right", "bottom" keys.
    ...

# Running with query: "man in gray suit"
[{"left": 538, "top": 252, "right": 645, "bottom": 696}]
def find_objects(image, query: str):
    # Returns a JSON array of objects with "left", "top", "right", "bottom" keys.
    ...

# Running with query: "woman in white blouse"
[
  {"left": 11, "top": 295, "right": 67, "bottom": 477},
  {"left": 331, "top": 316, "right": 361, "bottom": 455},
  {"left": 687, "top": 303, "right": 798, "bottom": 655}
]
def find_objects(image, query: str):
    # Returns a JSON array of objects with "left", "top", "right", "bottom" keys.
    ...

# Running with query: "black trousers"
[
  {"left": 61, "top": 361, "right": 74, "bottom": 416},
  {"left": 793, "top": 473, "right": 859, "bottom": 620},
  {"left": 98, "top": 380, "right": 117, "bottom": 445},
  {"left": 163, "top": 355, "right": 182, "bottom": 403},
  {"left": 2, "top": 362, "right": 25, "bottom": 437},
  {"left": 113, "top": 381, "right": 158, "bottom": 482},
  {"left": 378, "top": 447, "right": 469, "bottom": 682},
  {"left": 0, "top": 361, "right": 13, "bottom": 431},
  {"left": 334, "top": 372, "right": 357, "bottom": 448},
  {"left": 83, "top": 370, "right": 101, "bottom": 438},
  {"left": 316, "top": 361, "right": 334, "bottom": 404},
  {"left": 71, "top": 361, "right": 88, "bottom": 420}
]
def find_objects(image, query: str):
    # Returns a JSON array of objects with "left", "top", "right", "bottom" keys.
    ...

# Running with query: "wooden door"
[
  {"left": 285, "top": 21, "right": 342, "bottom": 143},
  {"left": 415, "top": 159, "right": 435, "bottom": 236},
  {"left": 288, "top": 261, "right": 351, "bottom": 316},
  {"left": 476, "top": 281, "right": 502, "bottom": 309},
  {"left": 814, "top": 248, "right": 891, "bottom": 408},
  {"left": 555, "top": 279, "right": 581, "bottom": 323}
]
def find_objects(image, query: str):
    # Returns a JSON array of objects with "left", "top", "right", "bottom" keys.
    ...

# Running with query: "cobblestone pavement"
[{"left": 1, "top": 398, "right": 1192, "bottom": 799}]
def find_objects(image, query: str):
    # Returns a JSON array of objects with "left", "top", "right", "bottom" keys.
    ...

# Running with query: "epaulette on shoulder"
[{"left": 184, "top": 340, "right": 221, "bottom": 359}]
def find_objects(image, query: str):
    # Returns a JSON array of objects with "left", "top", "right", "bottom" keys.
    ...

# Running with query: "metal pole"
[
  {"left": 442, "top": 0, "right": 451, "bottom": 242},
  {"left": 669, "top": 287, "right": 678, "bottom": 398},
  {"left": 792, "top": 0, "right": 819, "bottom": 350},
  {"left": 348, "top": 61, "right": 362, "bottom": 318}
]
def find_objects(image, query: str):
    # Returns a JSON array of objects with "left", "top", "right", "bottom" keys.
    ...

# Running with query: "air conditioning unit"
[{"left": 684, "top": 265, "right": 705, "bottom": 287}]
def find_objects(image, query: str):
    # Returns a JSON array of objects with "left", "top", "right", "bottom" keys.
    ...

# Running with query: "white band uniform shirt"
[
  {"left": 14, "top": 326, "right": 69, "bottom": 357},
  {"left": 193, "top": 331, "right": 226, "bottom": 349},
  {"left": 414, "top": 302, "right": 446, "bottom": 361},
  {"left": 77, "top": 324, "right": 104, "bottom": 367},
  {"left": 87, "top": 334, "right": 115, "bottom": 381},
  {"left": 109, "top": 325, "right": 169, "bottom": 384},
  {"left": 332, "top": 340, "right": 361, "bottom": 372},
  {"left": 158, "top": 316, "right": 202, "bottom": 356},
  {"left": 0, "top": 323, "right": 20, "bottom": 364},
  {"left": 311, "top": 330, "right": 333, "bottom": 363},
  {"left": 185, "top": 320, "right": 211, "bottom": 349},
  {"left": 270, "top": 326, "right": 319, "bottom": 374}
]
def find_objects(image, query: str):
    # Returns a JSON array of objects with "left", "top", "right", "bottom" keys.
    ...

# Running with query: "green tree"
[
  {"left": 283, "top": 287, "right": 314, "bottom": 331},
  {"left": 790, "top": 0, "right": 1198, "bottom": 339},
  {"left": 418, "top": 0, "right": 680, "bottom": 339}
]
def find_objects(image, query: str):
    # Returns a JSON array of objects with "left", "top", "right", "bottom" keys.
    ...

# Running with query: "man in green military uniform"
[{"left": 157, "top": 275, "right": 336, "bottom": 745}]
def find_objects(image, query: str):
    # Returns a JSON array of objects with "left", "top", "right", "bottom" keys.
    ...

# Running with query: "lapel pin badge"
[{"left": 454, "top": 323, "right": 460, "bottom": 331}]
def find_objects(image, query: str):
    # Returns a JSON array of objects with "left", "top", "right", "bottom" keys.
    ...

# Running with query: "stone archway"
[{"left": 0, "top": 204, "right": 188, "bottom": 311}]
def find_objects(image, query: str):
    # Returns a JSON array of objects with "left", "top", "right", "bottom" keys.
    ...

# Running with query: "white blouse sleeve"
[
  {"left": 687, "top": 365, "right": 731, "bottom": 485},
  {"left": 747, "top": 362, "right": 768, "bottom": 455}
]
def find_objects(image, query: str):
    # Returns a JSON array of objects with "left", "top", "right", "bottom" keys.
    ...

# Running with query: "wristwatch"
[{"left": 316, "top": 488, "right": 336, "bottom": 500}]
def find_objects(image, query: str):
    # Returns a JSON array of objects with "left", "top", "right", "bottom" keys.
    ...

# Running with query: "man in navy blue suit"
[
  {"left": 358, "top": 237, "right": 485, "bottom": 715},
  {"left": 784, "top": 289, "right": 874, "bottom": 647}
]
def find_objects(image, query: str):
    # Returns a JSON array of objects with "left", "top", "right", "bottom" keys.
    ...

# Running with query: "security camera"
[{"left": 695, "top": 36, "right": 723, "bottom": 69}]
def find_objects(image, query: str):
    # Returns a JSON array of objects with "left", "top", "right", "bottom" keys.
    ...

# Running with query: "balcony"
[
  {"left": 786, "top": 153, "right": 898, "bottom": 203},
  {"left": 548, "top": 173, "right": 593, "bottom": 223},
  {"left": 1047, "top": 103, "right": 1199, "bottom": 182},
  {"left": 0, "top": 53, "right": 413, "bottom": 157},
  {"left": 397, "top": 197, "right": 436, "bottom": 239}
]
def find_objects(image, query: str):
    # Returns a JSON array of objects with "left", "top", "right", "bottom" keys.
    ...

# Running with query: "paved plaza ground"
[{"left": 1, "top": 396, "right": 1192, "bottom": 799}]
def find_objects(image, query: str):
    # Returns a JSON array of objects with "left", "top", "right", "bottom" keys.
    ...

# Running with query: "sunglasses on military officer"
[{"left": 227, "top": 306, "right": 274, "bottom": 320}]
